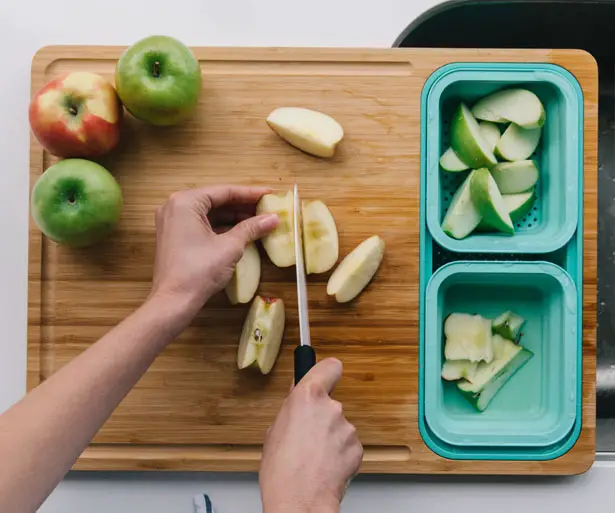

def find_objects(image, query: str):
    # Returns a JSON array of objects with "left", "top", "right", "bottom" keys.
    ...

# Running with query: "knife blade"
[{"left": 293, "top": 184, "right": 316, "bottom": 385}]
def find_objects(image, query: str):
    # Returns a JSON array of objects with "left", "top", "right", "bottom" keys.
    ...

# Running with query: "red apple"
[{"left": 29, "top": 72, "right": 122, "bottom": 158}]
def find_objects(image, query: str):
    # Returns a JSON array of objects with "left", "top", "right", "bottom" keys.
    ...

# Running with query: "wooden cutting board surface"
[{"left": 28, "top": 46, "right": 597, "bottom": 474}]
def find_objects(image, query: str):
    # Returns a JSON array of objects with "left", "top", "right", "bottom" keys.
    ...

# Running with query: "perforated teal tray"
[
  {"left": 418, "top": 62, "right": 584, "bottom": 461},
  {"left": 424, "top": 262, "right": 578, "bottom": 448},
  {"left": 423, "top": 63, "right": 583, "bottom": 253}
]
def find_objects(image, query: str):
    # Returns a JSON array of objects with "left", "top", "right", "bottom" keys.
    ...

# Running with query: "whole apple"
[
  {"left": 29, "top": 72, "right": 122, "bottom": 158},
  {"left": 31, "top": 159, "right": 123, "bottom": 248},
  {"left": 114, "top": 35, "right": 202, "bottom": 126}
]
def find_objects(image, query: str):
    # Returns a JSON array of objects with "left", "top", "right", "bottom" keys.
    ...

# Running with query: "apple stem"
[{"left": 152, "top": 61, "right": 161, "bottom": 78}]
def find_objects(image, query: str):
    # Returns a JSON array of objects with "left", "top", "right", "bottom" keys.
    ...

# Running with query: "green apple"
[
  {"left": 471, "top": 88, "right": 546, "bottom": 129},
  {"left": 457, "top": 334, "right": 533, "bottom": 411},
  {"left": 444, "top": 313, "right": 494, "bottom": 363},
  {"left": 492, "top": 310, "right": 526, "bottom": 342},
  {"left": 504, "top": 190, "right": 536, "bottom": 222},
  {"left": 495, "top": 123, "right": 542, "bottom": 162},
  {"left": 441, "top": 359, "right": 478, "bottom": 382},
  {"left": 470, "top": 168, "right": 514, "bottom": 235},
  {"left": 478, "top": 121, "right": 501, "bottom": 152},
  {"left": 491, "top": 160, "right": 539, "bottom": 194},
  {"left": 31, "top": 159, "right": 123, "bottom": 247},
  {"left": 450, "top": 103, "right": 498, "bottom": 169},
  {"left": 441, "top": 170, "right": 482, "bottom": 240},
  {"left": 115, "top": 35, "right": 202, "bottom": 126},
  {"left": 476, "top": 189, "right": 536, "bottom": 231},
  {"left": 439, "top": 147, "right": 469, "bottom": 172}
]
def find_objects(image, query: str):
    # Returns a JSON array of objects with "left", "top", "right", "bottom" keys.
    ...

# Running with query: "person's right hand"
[{"left": 259, "top": 358, "right": 363, "bottom": 513}]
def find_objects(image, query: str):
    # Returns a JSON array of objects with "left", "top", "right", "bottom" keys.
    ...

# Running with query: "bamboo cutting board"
[{"left": 28, "top": 46, "right": 597, "bottom": 474}]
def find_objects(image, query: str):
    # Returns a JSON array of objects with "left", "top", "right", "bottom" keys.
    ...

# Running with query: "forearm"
[{"left": 0, "top": 293, "right": 192, "bottom": 513}]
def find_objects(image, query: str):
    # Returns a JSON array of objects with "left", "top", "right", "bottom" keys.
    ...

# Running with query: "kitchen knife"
[{"left": 293, "top": 184, "right": 316, "bottom": 385}]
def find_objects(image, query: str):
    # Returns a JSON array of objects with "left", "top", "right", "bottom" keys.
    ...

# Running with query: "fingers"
[
  {"left": 301, "top": 358, "right": 343, "bottom": 395},
  {"left": 224, "top": 213, "right": 279, "bottom": 245},
  {"left": 187, "top": 185, "right": 272, "bottom": 212},
  {"left": 209, "top": 207, "right": 254, "bottom": 227}
]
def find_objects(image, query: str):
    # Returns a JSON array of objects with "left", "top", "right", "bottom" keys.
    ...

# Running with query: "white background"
[{"left": 0, "top": 0, "right": 610, "bottom": 511}]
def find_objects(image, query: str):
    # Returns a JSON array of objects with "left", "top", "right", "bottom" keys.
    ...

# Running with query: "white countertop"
[{"left": 1, "top": 0, "right": 610, "bottom": 511}]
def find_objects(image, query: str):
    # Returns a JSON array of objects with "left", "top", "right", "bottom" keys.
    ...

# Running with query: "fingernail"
[{"left": 259, "top": 213, "right": 279, "bottom": 230}]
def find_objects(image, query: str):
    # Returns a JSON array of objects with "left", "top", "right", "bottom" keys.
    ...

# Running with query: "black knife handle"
[{"left": 294, "top": 345, "right": 316, "bottom": 385}]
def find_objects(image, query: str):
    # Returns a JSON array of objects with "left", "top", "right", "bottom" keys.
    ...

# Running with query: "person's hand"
[
  {"left": 259, "top": 359, "right": 363, "bottom": 513},
  {"left": 150, "top": 185, "right": 278, "bottom": 319}
]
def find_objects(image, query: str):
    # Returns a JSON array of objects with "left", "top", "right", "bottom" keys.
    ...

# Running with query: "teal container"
[
  {"left": 418, "top": 63, "right": 585, "bottom": 460},
  {"left": 423, "top": 63, "right": 583, "bottom": 253},
  {"left": 424, "top": 262, "right": 578, "bottom": 448}
]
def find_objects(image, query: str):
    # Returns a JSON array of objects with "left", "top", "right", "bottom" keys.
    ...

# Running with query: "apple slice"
[
  {"left": 504, "top": 189, "right": 536, "bottom": 223},
  {"left": 478, "top": 121, "right": 501, "bottom": 152},
  {"left": 495, "top": 124, "right": 541, "bottom": 162},
  {"left": 471, "top": 88, "right": 546, "bottom": 129},
  {"left": 327, "top": 235, "right": 385, "bottom": 303},
  {"left": 266, "top": 107, "right": 343, "bottom": 158},
  {"left": 302, "top": 200, "right": 339, "bottom": 274},
  {"left": 470, "top": 168, "right": 514, "bottom": 235},
  {"left": 444, "top": 313, "right": 494, "bottom": 363},
  {"left": 457, "top": 335, "right": 533, "bottom": 411},
  {"left": 440, "top": 122, "right": 499, "bottom": 172},
  {"left": 439, "top": 147, "right": 469, "bottom": 172},
  {"left": 256, "top": 190, "right": 295, "bottom": 268},
  {"left": 491, "top": 160, "right": 539, "bottom": 194},
  {"left": 492, "top": 310, "right": 526, "bottom": 343},
  {"left": 237, "top": 296, "right": 285, "bottom": 375},
  {"left": 441, "top": 359, "right": 479, "bottom": 382},
  {"left": 450, "top": 103, "right": 498, "bottom": 169},
  {"left": 476, "top": 189, "right": 536, "bottom": 231},
  {"left": 225, "top": 242, "right": 261, "bottom": 305},
  {"left": 441, "top": 170, "right": 482, "bottom": 240}
]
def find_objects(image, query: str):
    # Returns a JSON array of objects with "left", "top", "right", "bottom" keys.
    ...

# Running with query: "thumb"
[{"left": 225, "top": 213, "right": 279, "bottom": 245}]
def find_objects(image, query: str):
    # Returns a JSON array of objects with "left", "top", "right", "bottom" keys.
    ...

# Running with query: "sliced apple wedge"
[
  {"left": 478, "top": 121, "right": 501, "bottom": 152},
  {"left": 470, "top": 168, "right": 514, "bottom": 235},
  {"left": 476, "top": 189, "right": 536, "bottom": 231},
  {"left": 237, "top": 296, "right": 285, "bottom": 375},
  {"left": 495, "top": 123, "right": 542, "bottom": 162},
  {"left": 450, "top": 103, "right": 498, "bottom": 169},
  {"left": 471, "top": 88, "right": 546, "bottom": 129},
  {"left": 327, "top": 235, "right": 385, "bottom": 303},
  {"left": 441, "top": 170, "right": 482, "bottom": 240},
  {"left": 225, "top": 242, "right": 261, "bottom": 305},
  {"left": 266, "top": 107, "right": 343, "bottom": 158},
  {"left": 491, "top": 160, "right": 539, "bottom": 194},
  {"left": 439, "top": 147, "right": 469, "bottom": 172},
  {"left": 302, "top": 200, "right": 339, "bottom": 274},
  {"left": 256, "top": 190, "right": 295, "bottom": 268},
  {"left": 504, "top": 189, "right": 536, "bottom": 222}
]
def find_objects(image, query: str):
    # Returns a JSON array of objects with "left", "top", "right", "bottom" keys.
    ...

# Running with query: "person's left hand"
[{"left": 150, "top": 185, "right": 278, "bottom": 320}]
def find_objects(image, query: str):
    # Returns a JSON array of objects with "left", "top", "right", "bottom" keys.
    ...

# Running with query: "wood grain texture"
[{"left": 28, "top": 46, "right": 597, "bottom": 474}]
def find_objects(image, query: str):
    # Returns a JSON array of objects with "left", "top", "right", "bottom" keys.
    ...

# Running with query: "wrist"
[
  {"left": 142, "top": 291, "right": 203, "bottom": 338},
  {"left": 263, "top": 497, "right": 340, "bottom": 513}
]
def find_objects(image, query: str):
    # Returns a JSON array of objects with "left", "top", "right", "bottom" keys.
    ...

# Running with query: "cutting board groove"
[{"left": 28, "top": 46, "right": 597, "bottom": 474}]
